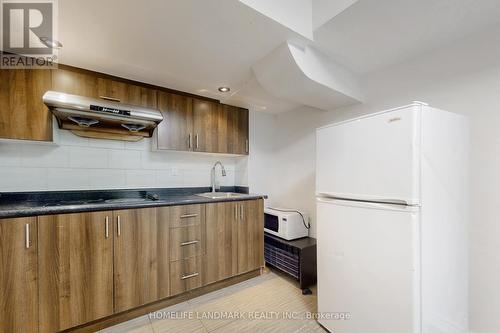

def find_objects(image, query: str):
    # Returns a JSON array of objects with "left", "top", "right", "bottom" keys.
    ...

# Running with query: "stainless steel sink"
[{"left": 196, "top": 192, "right": 247, "bottom": 199}]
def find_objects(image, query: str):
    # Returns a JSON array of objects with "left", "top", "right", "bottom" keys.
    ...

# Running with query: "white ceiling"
[
  {"left": 313, "top": 0, "right": 500, "bottom": 75},
  {"left": 57, "top": 0, "right": 500, "bottom": 113}
]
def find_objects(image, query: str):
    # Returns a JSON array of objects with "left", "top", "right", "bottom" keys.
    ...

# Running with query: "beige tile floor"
[{"left": 99, "top": 269, "right": 326, "bottom": 333}]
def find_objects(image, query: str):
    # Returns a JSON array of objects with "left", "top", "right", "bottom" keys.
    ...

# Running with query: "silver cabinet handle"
[
  {"left": 180, "top": 213, "right": 198, "bottom": 219},
  {"left": 105, "top": 216, "right": 109, "bottom": 238},
  {"left": 181, "top": 272, "right": 199, "bottom": 280},
  {"left": 188, "top": 134, "right": 192, "bottom": 149},
  {"left": 180, "top": 240, "right": 199, "bottom": 246},
  {"left": 235, "top": 205, "right": 238, "bottom": 220},
  {"left": 25, "top": 223, "right": 30, "bottom": 249},
  {"left": 195, "top": 134, "right": 199, "bottom": 149},
  {"left": 239, "top": 205, "right": 244, "bottom": 220},
  {"left": 117, "top": 216, "right": 121, "bottom": 236},
  {"left": 99, "top": 96, "right": 121, "bottom": 102}
]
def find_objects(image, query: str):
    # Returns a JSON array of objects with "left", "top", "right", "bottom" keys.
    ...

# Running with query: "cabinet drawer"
[
  {"left": 168, "top": 204, "right": 203, "bottom": 228},
  {"left": 170, "top": 256, "right": 202, "bottom": 295},
  {"left": 170, "top": 225, "right": 203, "bottom": 261}
]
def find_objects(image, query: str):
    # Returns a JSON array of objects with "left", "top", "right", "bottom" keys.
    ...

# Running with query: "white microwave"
[{"left": 264, "top": 207, "right": 309, "bottom": 241}]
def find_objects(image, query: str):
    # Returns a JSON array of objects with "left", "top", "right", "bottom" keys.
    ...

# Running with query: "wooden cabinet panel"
[
  {"left": 170, "top": 256, "right": 202, "bottom": 296},
  {"left": 38, "top": 212, "right": 114, "bottom": 333},
  {"left": 237, "top": 199, "right": 264, "bottom": 274},
  {"left": 160, "top": 204, "right": 203, "bottom": 228},
  {"left": 52, "top": 68, "right": 99, "bottom": 98},
  {"left": 97, "top": 78, "right": 157, "bottom": 108},
  {"left": 222, "top": 104, "right": 249, "bottom": 155},
  {"left": 0, "top": 217, "right": 38, "bottom": 333},
  {"left": 157, "top": 214, "right": 171, "bottom": 299},
  {"left": 192, "top": 99, "right": 218, "bottom": 152},
  {"left": 53, "top": 68, "right": 157, "bottom": 108},
  {"left": 113, "top": 208, "right": 159, "bottom": 312},
  {"left": 0, "top": 69, "right": 52, "bottom": 141},
  {"left": 156, "top": 92, "right": 193, "bottom": 150},
  {"left": 170, "top": 225, "right": 203, "bottom": 261},
  {"left": 203, "top": 202, "right": 238, "bottom": 285}
]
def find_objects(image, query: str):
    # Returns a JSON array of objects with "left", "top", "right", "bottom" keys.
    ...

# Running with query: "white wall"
[
  {"left": 0, "top": 127, "right": 247, "bottom": 191},
  {"left": 248, "top": 47, "right": 500, "bottom": 332}
]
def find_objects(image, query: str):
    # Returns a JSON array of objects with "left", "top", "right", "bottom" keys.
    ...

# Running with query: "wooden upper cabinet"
[
  {"left": 156, "top": 91, "right": 193, "bottom": 151},
  {"left": 38, "top": 212, "right": 114, "bottom": 333},
  {"left": 97, "top": 78, "right": 157, "bottom": 108},
  {"left": 52, "top": 67, "right": 99, "bottom": 97},
  {"left": 221, "top": 104, "right": 249, "bottom": 155},
  {"left": 237, "top": 199, "right": 264, "bottom": 274},
  {"left": 0, "top": 69, "right": 52, "bottom": 141},
  {"left": 53, "top": 68, "right": 157, "bottom": 108},
  {"left": 113, "top": 208, "right": 160, "bottom": 312},
  {"left": 0, "top": 217, "right": 38, "bottom": 333},
  {"left": 203, "top": 202, "right": 238, "bottom": 285},
  {"left": 192, "top": 99, "right": 219, "bottom": 153}
]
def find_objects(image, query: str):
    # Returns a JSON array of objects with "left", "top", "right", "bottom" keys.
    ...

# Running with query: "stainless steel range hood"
[{"left": 43, "top": 91, "right": 163, "bottom": 140}]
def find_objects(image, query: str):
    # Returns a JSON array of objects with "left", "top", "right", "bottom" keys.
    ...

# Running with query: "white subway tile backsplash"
[
  {"left": 47, "top": 168, "right": 90, "bottom": 190},
  {"left": 141, "top": 151, "right": 170, "bottom": 170},
  {"left": 89, "top": 169, "right": 126, "bottom": 189},
  {"left": 126, "top": 169, "right": 157, "bottom": 188},
  {"left": 155, "top": 170, "right": 183, "bottom": 187},
  {"left": 69, "top": 147, "right": 109, "bottom": 168},
  {"left": 21, "top": 145, "right": 70, "bottom": 168},
  {"left": 87, "top": 138, "right": 126, "bottom": 150},
  {"left": 0, "top": 128, "right": 247, "bottom": 191},
  {"left": 57, "top": 130, "right": 89, "bottom": 147},
  {"left": 0, "top": 167, "right": 48, "bottom": 191},
  {"left": 0, "top": 144, "right": 22, "bottom": 166},
  {"left": 108, "top": 150, "right": 141, "bottom": 169},
  {"left": 125, "top": 138, "right": 152, "bottom": 151},
  {"left": 182, "top": 169, "right": 211, "bottom": 187}
]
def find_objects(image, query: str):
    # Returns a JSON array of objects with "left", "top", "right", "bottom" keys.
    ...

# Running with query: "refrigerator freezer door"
[
  {"left": 316, "top": 104, "right": 421, "bottom": 205},
  {"left": 316, "top": 198, "right": 420, "bottom": 333}
]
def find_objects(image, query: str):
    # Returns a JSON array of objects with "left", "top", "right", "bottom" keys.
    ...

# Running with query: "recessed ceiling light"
[
  {"left": 39, "top": 37, "right": 63, "bottom": 49},
  {"left": 218, "top": 87, "right": 230, "bottom": 92}
]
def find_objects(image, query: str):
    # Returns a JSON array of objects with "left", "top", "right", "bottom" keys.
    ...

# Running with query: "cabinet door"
[
  {"left": 203, "top": 202, "right": 238, "bottom": 284},
  {"left": 0, "top": 217, "right": 38, "bottom": 333},
  {"left": 113, "top": 208, "right": 159, "bottom": 312},
  {"left": 53, "top": 68, "right": 157, "bottom": 108},
  {"left": 38, "top": 212, "right": 114, "bottom": 333},
  {"left": 192, "top": 98, "right": 218, "bottom": 152},
  {"left": 156, "top": 92, "right": 193, "bottom": 151},
  {"left": 97, "top": 78, "right": 157, "bottom": 108},
  {"left": 223, "top": 104, "right": 249, "bottom": 155},
  {"left": 0, "top": 69, "right": 52, "bottom": 141},
  {"left": 52, "top": 68, "right": 99, "bottom": 98},
  {"left": 237, "top": 199, "right": 264, "bottom": 274}
]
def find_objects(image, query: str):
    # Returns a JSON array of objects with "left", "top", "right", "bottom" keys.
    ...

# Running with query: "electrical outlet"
[{"left": 171, "top": 167, "right": 179, "bottom": 176}]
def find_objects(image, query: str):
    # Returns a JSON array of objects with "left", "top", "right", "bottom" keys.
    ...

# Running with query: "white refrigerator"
[{"left": 316, "top": 102, "right": 469, "bottom": 333}]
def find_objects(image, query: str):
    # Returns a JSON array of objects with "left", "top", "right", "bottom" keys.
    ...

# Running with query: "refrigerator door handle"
[
  {"left": 316, "top": 197, "right": 419, "bottom": 212},
  {"left": 317, "top": 192, "right": 412, "bottom": 206}
]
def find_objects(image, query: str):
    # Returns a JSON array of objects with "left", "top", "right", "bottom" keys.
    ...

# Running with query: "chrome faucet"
[{"left": 211, "top": 161, "right": 226, "bottom": 192}]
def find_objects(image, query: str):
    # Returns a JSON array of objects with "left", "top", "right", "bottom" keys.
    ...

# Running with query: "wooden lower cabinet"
[
  {"left": 170, "top": 256, "right": 202, "bottom": 296},
  {"left": 205, "top": 199, "right": 264, "bottom": 283},
  {"left": 237, "top": 199, "right": 265, "bottom": 274},
  {"left": 1, "top": 199, "right": 263, "bottom": 332},
  {"left": 38, "top": 212, "right": 114, "bottom": 333},
  {"left": 203, "top": 202, "right": 238, "bottom": 284},
  {"left": 0, "top": 217, "right": 38, "bottom": 333},
  {"left": 113, "top": 208, "right": 167, "bottom": 312}
]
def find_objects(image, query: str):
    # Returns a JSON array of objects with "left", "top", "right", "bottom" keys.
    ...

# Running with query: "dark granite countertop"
[{"left": 0, "top": 186, "right": 267, "bottom": 219}]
